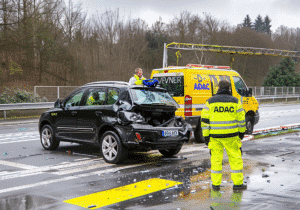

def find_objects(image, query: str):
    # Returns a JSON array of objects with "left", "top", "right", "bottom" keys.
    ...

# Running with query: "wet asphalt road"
[{"left": 1, "top": 103, "right": 300, "bottom": 209}]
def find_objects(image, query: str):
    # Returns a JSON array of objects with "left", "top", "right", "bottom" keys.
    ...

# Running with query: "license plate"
[{"left": 162, "top": 130, "right": 178, "bottom": 137}]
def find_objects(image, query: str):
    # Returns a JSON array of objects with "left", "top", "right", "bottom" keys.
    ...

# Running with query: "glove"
[
  {"left": 204, "top": 137, "right": 210, "bottom": 146},
  {"left": 239, "top": 132, "right": 245, "bottom": 140}
]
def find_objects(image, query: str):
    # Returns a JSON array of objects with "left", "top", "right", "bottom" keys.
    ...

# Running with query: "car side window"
[
  {"left": 86, "top": 89, "right": 106, "bottom": 106},
  {"left": 65, "top": 90, "right": 84, "bottom": 107},
  {"left": 107, "top": 88, "right": 119, "bottom": 105}
]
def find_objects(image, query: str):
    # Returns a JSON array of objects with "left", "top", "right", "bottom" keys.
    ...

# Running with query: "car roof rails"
[{"left": 84, "top": 81, "right": 130, "bottom": 86}]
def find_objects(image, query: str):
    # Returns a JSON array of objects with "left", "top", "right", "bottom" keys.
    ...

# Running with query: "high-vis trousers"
[{"left": 208, "top": 136, "right": 244, "bottom": 186}]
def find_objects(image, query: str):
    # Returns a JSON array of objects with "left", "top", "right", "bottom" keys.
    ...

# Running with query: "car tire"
[
  {"left": 246, "top": 115, "right": 254, "bottom": 134},
  {"left": 159, "top": 145, "right": 182, "bottom": 157},
  {"left": 194, "top": 121, "right": 205, "bottom": 143},
  {"left": 100, "top": 131, "right": 128, "bottom": 164},
  {"left": 40, "top": 124, "right": 59, "bottom": 150}
]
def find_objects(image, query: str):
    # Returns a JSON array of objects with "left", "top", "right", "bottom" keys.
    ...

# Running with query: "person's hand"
[{"left": 204, "top": 137, "right": 210, "bottom": 146}]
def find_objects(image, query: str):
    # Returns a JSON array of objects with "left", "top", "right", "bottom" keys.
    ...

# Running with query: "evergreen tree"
[
  {"left": 254, "top": 15, "right": 264, "bottom": 33},
  {"left": 242, "top": 15, "right": 252, "bottom": 29},
  {"left": 263, "top": 57, "right": 300, "bottom": 87},
  {"left": 263, "top": 15, "right": 272, "bottom": 35}
]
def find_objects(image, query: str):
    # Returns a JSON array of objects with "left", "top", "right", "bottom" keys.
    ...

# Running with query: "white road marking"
[
  {"left": 0, "top": 160, "right": 39, "bottom": 170},
  {"left": 0, "top": 163, "right": 152, "bottom": 194},
  {"left": 0, "top": 159, "right": 105, "bottom": 180},
  {"left": 0, "top": 131, "right": 40, "bottom": 144}
]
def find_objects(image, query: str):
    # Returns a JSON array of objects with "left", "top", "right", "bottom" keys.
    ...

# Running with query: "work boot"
[
  {"left": 233, "top": 183, "right": 247, "bottom": 190},
  {"left": 212, "top": 185, "right": 220, "bottom": 190}
]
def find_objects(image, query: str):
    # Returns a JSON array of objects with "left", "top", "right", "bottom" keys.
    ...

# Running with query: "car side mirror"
[
  {"left": 248, "top": 88, "right": 253, "bottom": 97},
  {"left": 54, "top": 99, "right": 62, "bottom": 108}
]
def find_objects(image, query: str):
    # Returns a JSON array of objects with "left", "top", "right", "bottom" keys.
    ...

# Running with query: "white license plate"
[{"left": 162, "top": 130, "right": 178, "bottom": 137}]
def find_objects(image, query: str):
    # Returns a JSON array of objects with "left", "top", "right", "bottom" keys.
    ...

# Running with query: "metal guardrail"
[{"left": 0, "top": 102, "right": 54, "bottom": 119}]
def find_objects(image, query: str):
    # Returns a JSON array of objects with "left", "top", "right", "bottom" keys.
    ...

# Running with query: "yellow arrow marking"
[{"left": 64, "top": 178, "right": 182, "bottom": 209}]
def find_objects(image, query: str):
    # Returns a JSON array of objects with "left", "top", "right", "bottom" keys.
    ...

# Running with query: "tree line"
[{"left": 0, "top": 0, "right": 299, "bottom": 93}]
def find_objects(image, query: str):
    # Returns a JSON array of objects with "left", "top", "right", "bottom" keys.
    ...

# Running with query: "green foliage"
[
  {"left": 9, "top": 62, "right": 23, "bottom": 75},
  {"left": 242, "top": 15, "right": 252, "bottom": 29},
  {"left": 263, "top": 57, "right": 300, "bottom": 87},
  {"left": 243, "top": 15, "right": 272, "bottom": 34},
  {"left": 254, "top": 15, "right": 264, "bottom": 33},
  {"left": 0, "top": 87, "right": 48, "bottom": 104},
  {"left": 263, "top": 16, "right": 272, "bottom": 35}
]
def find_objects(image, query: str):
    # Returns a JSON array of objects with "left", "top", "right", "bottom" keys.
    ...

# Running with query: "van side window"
[
  {"left": 233, "top": 77, "right": 247, "bottom": 96},
  {"left": 209, "top": 75, "right": 231, "bottom": 95}
]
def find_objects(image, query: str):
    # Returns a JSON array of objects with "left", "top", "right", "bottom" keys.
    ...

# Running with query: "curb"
[{"left": 242, "top": 123, "right": 300, "bottom": 142}]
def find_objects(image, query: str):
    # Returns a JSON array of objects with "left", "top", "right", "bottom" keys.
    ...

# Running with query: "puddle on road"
[{"left": 1, "top": 155, "right": 292, "bottom": 209}]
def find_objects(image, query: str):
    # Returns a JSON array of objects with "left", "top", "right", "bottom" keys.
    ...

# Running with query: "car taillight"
[{"left": 135, "top": 133, "right": 142, "bottom": 141}]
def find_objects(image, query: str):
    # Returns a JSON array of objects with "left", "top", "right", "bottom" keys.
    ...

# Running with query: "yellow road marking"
[{"left": 64, "top": 178, "right": 182, "bottom": 209}]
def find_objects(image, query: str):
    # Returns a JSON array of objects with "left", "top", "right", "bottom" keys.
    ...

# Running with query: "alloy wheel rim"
[
  {"left": 42, "top": 128, "right": 51, "bottom": 147},
  {"left": 102, "top": 135, "right": 118, "bottom": 161}
]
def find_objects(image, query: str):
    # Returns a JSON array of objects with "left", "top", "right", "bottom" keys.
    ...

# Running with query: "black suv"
[{"left": 39, "top": 81, "right": 192, "bottom": 164}]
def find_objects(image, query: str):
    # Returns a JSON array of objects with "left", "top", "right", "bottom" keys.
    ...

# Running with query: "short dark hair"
[{"left": 218, "top": 80, "right": 230, "bottom": 90}]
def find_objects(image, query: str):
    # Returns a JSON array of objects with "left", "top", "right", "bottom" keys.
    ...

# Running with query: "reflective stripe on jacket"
[
  {"left": 201, "top": 90, "right": 246, "bottom": 138},
  {"left": 129, "top": 74, "right": 146, "bottom": 85}
]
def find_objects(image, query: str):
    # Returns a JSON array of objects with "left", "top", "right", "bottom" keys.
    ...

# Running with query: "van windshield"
[
  {"left": 153, "top": 75, "right": 184, "bottom": 97},
  {"left": 233, "top": 76, "right": 247, "bottom": 96}
]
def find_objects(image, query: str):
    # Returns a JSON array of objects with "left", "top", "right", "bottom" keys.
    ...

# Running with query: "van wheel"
[
  {"left": 194, "top": 122, "right": 205, "bottom": 143},
  {"left": 246, "top": 116, "right": 254, "bottom": 134},
  {"left": 100, "top": 131, "right": 128, "bottom": 164},
  {"left": 159, "top": 145, "right": 182, "bottom": 157},
  {"left": 40, "top": 125, "right": 59, "bottom": 150}
]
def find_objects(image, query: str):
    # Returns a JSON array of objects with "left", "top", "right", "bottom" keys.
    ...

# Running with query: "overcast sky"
[{"left": 73, "top": 0, "right": 299, "bottom": 31}]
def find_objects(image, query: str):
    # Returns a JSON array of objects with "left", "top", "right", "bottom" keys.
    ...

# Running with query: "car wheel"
[
  {"left": 40, "top": 125, "right": 59, "bottom": 150},
  {"left": 194, "top": 121, "right": 205, "bottom": 143},
  {"left": 246, "top": 115, "right": 254, "bottom": 134},
  {"left": 100, "top": 131, "right": 128, "bottom": 164},
  {"left": 159, "top": 145, "right": 182, "bottom": 157}
]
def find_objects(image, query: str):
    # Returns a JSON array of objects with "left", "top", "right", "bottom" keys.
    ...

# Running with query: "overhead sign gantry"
[{"left": 163, "top": 42, "right": 300, "bottom": 68}]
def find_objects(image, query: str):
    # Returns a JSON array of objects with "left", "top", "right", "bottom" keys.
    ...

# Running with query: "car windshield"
[{"left": 130, "top": 88, "right": 178, "bottom": 107}]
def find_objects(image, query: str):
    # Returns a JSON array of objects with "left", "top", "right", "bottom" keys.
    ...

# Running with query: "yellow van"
[{"left": 150, "top": 64, "right": 259, "bottom": 143}]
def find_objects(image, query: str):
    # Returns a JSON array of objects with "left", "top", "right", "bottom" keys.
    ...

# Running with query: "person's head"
[
  {"left": 218, "top": 80, "right": 231, "bottom": 91},
  {"left": 135, "top": 68, "right": 143, "bottom": 78},
  {"left": 92, "top": 91, "right": 99, "bottom": 100}
]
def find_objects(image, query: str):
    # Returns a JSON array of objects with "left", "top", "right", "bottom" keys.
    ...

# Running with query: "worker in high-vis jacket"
[
  {"left": 129, "top": 68, "right": 146, "bottom": 85},
  {"left": 201, "top": 80, "right": 247, "bottom": 190}
]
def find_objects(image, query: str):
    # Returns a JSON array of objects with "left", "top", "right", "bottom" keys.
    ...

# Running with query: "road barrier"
[
  {"left": 243, "top": 123, "right": 300, "bottom": 141},
  {"left": 0, "top": 102, "right": 54, "bottom": 119}
]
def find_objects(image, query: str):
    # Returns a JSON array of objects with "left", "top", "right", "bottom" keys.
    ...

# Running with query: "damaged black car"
[{"left": 39, "top": 81, "right": 192, "bottom": 164}]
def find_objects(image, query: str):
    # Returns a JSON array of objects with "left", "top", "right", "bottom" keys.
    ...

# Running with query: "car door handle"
[
  {"left": 95, "top": 111, "right": 102, "bottom": 116},
  {"left": 71, "top": 111, "right": 77, "bottom": 115}
]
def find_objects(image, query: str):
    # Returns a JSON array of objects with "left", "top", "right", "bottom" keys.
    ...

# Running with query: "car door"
[
  {"left": 76, "top": 88, "right": 107, "bottom": 143},
  {"left": 55, "top": 88, "right": 85, "bottom": 140}
]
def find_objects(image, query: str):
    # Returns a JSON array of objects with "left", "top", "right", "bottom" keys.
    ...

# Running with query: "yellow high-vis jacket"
[{"left": 201, "top": 90, "right": 246, "bottom": 138}]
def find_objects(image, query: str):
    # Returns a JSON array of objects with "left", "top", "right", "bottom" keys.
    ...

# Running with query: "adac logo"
[
  {"left": 214, "top": 106, "right": 234, "bottom": 113},
  {"left": 193, "top": 74, "right": 210, "bottom": 90},
  {"left": 194, "top": 83, "right": 210, "bottom": 90}
]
